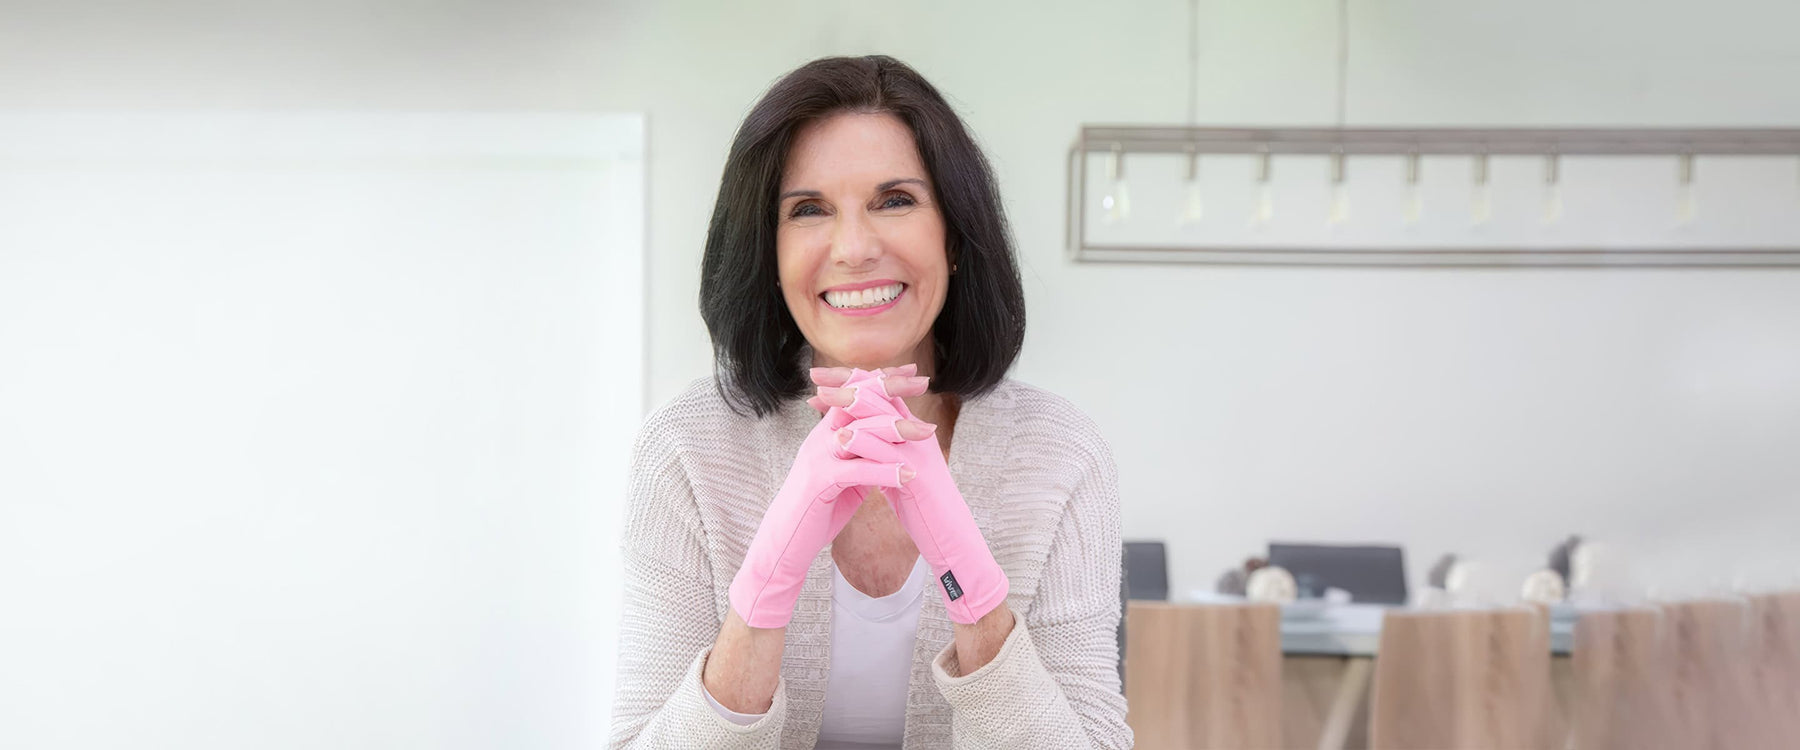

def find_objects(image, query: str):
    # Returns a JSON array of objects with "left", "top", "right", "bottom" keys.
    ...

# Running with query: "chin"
[{"left": 816, "top": 336, "right": 916, "bottom": 369}]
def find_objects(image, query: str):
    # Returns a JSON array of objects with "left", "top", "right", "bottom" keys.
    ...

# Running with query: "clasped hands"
[{"left": 727, "top": 365, "right": 1008, "bottom": 629}]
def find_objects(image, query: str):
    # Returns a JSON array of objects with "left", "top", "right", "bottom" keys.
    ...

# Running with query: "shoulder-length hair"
[{"left": 699, "top": 55, "right": 1026, "bottom": 417}]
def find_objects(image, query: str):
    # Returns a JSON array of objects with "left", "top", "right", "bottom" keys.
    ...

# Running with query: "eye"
[
  {"left": 788, "top": 202, "right": 825, "bottom": 219},
  {"left": 879, "top": 192, "right": 917, "bottom": 210}
]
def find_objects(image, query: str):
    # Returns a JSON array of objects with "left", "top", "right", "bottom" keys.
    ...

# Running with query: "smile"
[{"left": 821, "top": 282, "right": 906, "bottom": 313}]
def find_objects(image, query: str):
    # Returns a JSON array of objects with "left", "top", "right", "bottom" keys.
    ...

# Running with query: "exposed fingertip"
[
  {"left": 836, "top": 428, "right": 852, "bottom": 447},
  {"left": 899, "top": 466, "right": 916, "bottom": 483}
]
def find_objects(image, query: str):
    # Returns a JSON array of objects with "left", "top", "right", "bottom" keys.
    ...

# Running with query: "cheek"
[{"left": 774, "top": 237, "right": 819, "bottom": 316}]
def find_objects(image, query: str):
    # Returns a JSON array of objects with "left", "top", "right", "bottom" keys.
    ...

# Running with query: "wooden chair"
[
  {"left": 1568, "top": 607, "right": 1670, "bottom": 750},
  {"left": 1660, "top": 598, "right": 1755, "bottom": 750},
  {"left": 1368, "top": 607, "right": 1554, "bottom": 749},
  {"left": 1747, "top": 592, "right": 1800, "bottom": 748},
  {"left": 1124, "top": 601, "right": 1283, "bottom": 749}
]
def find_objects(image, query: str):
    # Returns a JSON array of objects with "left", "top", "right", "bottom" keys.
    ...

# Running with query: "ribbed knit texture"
[{"left": 608, "top": 376, "right": 1133, "bottom": 749}]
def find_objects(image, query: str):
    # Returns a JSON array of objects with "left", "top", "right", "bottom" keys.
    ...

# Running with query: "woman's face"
[{"left": 776, "top": 111, "right": 949, "bottom": 371}]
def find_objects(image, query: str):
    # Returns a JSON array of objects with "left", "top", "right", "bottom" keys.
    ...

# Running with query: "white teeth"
[{"left": 824, "top": 283, "right": 904, "bottom": 309}]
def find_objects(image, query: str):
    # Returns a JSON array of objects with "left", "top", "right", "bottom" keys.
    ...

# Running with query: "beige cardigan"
[{"left": 608, "top": 376, "right": 1132, "bottom": 749}]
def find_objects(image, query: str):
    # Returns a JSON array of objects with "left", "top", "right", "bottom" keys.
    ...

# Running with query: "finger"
[
  {"left": 806, "top": 395, "right": 828, "bottom": 415},
  {"left": 834, "top": 427, "right": 907, "bottom": 465},
  {"left": 844, "top": 415, "right": 905, "bottom": 444},
  {"left": 895, "top": 419, "right": 937, "bottom": 442},
  {"left": 883, "top": 376, "right": 929, "bottom": 399},
  {"left": 888, "top": 394, "right": 919, "bottom": 422},
  {"left": 814, "top": 386, "right": 855, "bottom": 409},
  {"left": 889, "top": 363, "right": 918, "bottom": 377},
  {"left": 829, "top": 457, "right": 912, "bottom": 489},
  {"left": 809, "top": 366, "right": 852, "bottom": 388},
  {"left": 823, "top": 406, "right": 855, "bottom": 431},
  {"left": 845, "top": 378, "right": 903, "bottom": 420}
]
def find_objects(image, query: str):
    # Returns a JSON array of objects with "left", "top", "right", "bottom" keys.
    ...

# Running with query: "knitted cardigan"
[{"left": 607, "top": 376, "right": 1132, "bottom": 749}]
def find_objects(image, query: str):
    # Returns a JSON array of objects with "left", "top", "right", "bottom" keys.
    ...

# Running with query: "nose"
[{"left": 829, "top": 209, "right": 881, "bottom": 268}]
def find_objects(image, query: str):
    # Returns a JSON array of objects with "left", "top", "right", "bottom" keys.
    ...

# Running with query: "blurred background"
[{"left": 2, "top": 1, "right": 1798, "bottom": 748}]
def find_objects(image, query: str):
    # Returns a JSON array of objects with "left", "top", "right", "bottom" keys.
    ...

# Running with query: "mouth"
[{"left": 820, "top": 281, "right": 906, "bottom": 316}]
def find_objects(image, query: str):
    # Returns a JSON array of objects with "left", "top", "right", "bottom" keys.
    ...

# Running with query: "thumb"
[{"left": 895, "top": 419, "right": 938, "bottom": 442}]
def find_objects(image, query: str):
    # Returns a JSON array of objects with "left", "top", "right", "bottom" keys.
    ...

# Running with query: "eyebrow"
[{"left": 778, "top": 178, "right": 928, "bottom": 202}]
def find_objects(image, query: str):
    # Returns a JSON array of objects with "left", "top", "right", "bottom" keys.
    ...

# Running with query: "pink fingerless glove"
[
  {"left": 835, "top": 369, "right": 1009, "bottom": 624},
  {"left": 728, "top": 404, "right": 910, "bottom": 629}
]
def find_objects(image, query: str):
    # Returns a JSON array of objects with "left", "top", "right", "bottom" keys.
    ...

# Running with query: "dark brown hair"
[{"left": 699, "top": 55, "right": 1026, "bottom": 417}]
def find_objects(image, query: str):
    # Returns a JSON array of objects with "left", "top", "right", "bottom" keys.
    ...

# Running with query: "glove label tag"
[{"left": 940, "top": 570, "right": 964, "bottom": 601}]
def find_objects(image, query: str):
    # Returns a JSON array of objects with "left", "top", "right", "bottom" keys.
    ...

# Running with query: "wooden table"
[{"left": 1126, "top": 602, "right": 1576, "bottom": 750}]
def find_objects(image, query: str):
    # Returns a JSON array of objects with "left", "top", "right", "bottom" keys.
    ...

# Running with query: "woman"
[{"left": 610, "top": 55, "right": 1130, "bottom": 749}]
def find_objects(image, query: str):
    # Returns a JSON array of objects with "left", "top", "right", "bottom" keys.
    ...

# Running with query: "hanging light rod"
[{"left": 1077, "top": 126, "right": 1800, "bottom": 156}]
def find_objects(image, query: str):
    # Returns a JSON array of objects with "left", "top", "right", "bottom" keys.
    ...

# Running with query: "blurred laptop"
[{"left": 1267, "top": 542, "right": 1408, "bottom": 605}]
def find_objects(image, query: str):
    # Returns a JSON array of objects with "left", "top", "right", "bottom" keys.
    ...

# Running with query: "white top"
[
  {"left": 610, "top": 376, "right": 1133, "bottom": 749},
  {"left": 703, "top": 556, "right": 930, "bottom": 750}
]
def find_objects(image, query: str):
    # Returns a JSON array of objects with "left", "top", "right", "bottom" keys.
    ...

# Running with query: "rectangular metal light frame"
[{"left": 1066, "top": 126, "right": 1800, "bottom": 267}]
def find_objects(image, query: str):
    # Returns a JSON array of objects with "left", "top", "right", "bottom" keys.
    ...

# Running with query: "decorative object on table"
[
  {"left": 1547, "top": 534, "right": 1582, "bottom": 588},
  {"left": 1413, "top": 586, "right": 1453, "bottom": 609},
  {"left": 1215, "top": 568, "right": 1247, "bottom": 596},
  {"left": 1415, "top": 552, "right": 1460, "bottom": 608},
  {"left": 1520, "top": 568, "right": 1568, "bottom": 605},
  {"left": 1427, "top": 553, "right": 1459, "bottom": 589},
  {"left": 1568, "top": 538, "right": 1642, "bottom": 605},
  {"left": 1214, "top": 555, "right": 1266, "bottom": 596},
  {"left": 1444, "top": 559, "right": 1515, "bottom": 607},
  {"left": 1246, "top": 566, "right": 1298, "bottom": 603}
]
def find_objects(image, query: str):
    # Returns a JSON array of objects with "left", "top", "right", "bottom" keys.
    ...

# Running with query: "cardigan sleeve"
[
  {"left": 607, "top": 413, "right": 787, "bottom": 750},
  {"left": 929, "top": 438, "right": 1134, "bottom": 749}
]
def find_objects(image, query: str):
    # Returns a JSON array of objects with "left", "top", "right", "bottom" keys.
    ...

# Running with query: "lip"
[{"left": 820, "top": 283, "right": 906, "bottom": 317}]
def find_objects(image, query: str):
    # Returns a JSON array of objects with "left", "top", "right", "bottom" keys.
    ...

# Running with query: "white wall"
[
  {"left": 3, "top": 5, "right": 1798, "bottom": 744},
  {"left": 0, "top": 111, "right": 643, "bottom": 747}
]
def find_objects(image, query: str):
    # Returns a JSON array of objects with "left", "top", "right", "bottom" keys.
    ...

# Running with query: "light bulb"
[
  {"left": 1543, "top": 153, "right": 1563, "bottom": 224},
  {"left": 1327, "top": 152, "right": 1350, "bottom": 226},
  {"left": 1180, "top": 181, "right": 1205, "bottom": 225},
  {"left": 1471, "top": 153, "right": 1492, "bottom": 226},
  {"left": 1179, "top": 149, "right": 1204, "bottom": 225},
  {"left": 1403, "top": 153, "right": 1423, "bottom": 226},
  {"left": 1676, "top": 154, "right": 1696, "bottom": 227},
  {"left": 1252, "top": 151, "right": 1274, "bottom": 226},
  {"left": 1102, "top": 146, "right": 1130, "bottom": 224}
]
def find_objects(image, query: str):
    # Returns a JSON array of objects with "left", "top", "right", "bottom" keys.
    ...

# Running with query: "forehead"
[{"left": 781, "top": 112, "right": 927, "bottom": 189}]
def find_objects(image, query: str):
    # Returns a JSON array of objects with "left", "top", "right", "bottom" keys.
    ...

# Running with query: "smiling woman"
[
  {"left": 610, "top": 56, "right": 1131, "bottom": 750},
  {"left": 697, "top": 56, "right": 1025, "bottom": 419}
]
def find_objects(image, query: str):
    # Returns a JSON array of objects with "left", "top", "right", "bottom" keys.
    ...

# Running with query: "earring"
[{"left": 951, "top": 264, "right": 958, "bottom": 274}]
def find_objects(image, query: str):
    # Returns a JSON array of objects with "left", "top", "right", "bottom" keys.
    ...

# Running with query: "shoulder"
[
  {"left": 631, "top": 376, "right": 763, "bottom": 468},
  {"left": 970, "top": 378, "right": 1116, "bottom": 477}
]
